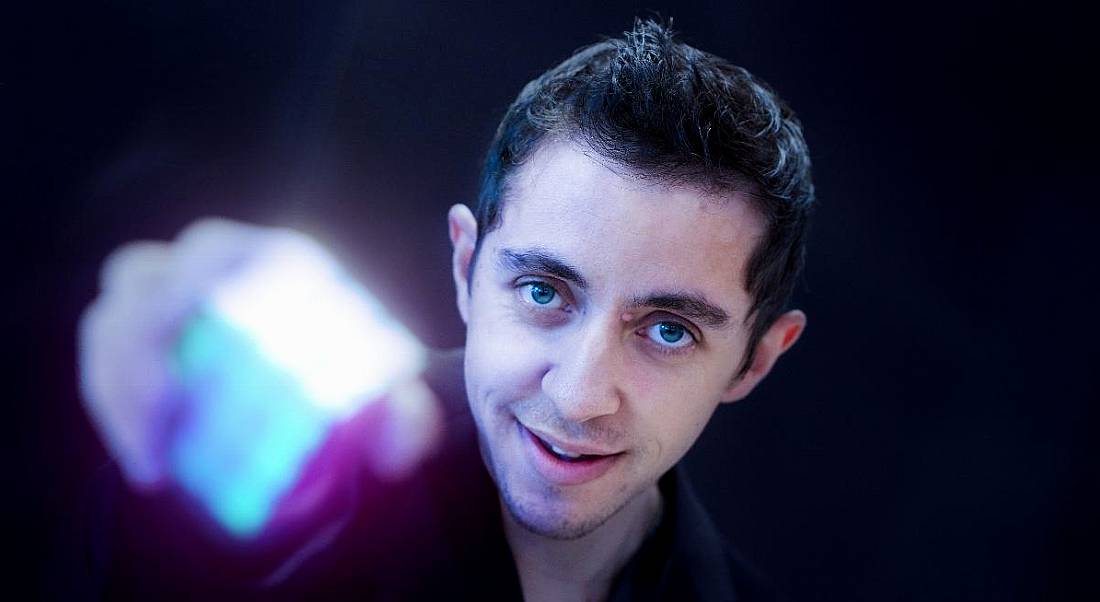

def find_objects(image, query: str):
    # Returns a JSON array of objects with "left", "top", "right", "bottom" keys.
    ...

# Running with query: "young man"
[{"left": 79, "top": 19, "right": 813, "bottom": 601}]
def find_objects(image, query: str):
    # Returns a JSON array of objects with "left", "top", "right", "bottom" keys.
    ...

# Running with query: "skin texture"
[{"left": 449, "top": 140, "right": 805, "bottom": 599}]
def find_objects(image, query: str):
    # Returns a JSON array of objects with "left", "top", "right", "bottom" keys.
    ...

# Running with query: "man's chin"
[
  {"left": 500, "top": 488, "right": 617, "bottom": 541},
  {"left": 505, "top": 504, "right": 606, "bottom": 541}
]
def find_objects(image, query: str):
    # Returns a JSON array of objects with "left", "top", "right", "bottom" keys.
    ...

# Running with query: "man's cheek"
[
  {"left": 629, "top": 379, "right": 718, "bottom": 458},
  {"left": 468, "top": 325, "right": 547, "bottom": 402}
]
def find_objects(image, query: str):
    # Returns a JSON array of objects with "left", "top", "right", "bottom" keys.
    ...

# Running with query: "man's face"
[{"left": 450, "top": 141, "right": 795, "bottom": 539}]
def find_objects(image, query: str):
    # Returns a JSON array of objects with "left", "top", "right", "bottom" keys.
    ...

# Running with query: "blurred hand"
[{"left": 78, "top": 218, "right": 441, "bottom": 502}]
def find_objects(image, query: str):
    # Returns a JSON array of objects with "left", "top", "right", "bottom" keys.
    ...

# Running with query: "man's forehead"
[
  {"left": 499, "top": 140, "right": 765, "bottom": 242},
  {"left": 482, "top": 147, "right": 762, "bottom": 319}
]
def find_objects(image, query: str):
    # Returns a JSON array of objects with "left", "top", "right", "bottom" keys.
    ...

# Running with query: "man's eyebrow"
[
  {"left": 631, "top": 292, "right": 731, "bottom": 328},
  {"left": 497, "top": 248, "right": 589, "bottom": 288}
]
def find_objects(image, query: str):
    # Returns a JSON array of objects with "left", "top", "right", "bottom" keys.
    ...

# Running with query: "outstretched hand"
[{"left": 78, "top": 217, "right": 442, "bottom": 536}]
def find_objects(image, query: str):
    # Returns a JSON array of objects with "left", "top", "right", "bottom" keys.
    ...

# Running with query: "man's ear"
[
  {"left": 722, "top": 309, "right": 806, "bottom": 402},
  {"left": 447, "top": 204, "right": 478, "bottom": 324}
]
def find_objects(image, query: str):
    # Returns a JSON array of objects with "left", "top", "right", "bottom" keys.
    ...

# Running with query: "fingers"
[
  {"left": 169, "top": 218, "right": 270, "bottom": 303},
  {"left": 169, "top": 218, "right": 329, "bottom": 306},
  {"left": 84, "top": 242, "right": 172, "bottom": 487},
  {"left": 78, "top": 291, "right": 174, "bottom": 488},
  {"left": 81, "top": 217, "right": 277, "bottom": 489},
  {"left": 366, "top": 378, "right": 443, "bottom": 481},
  {"left": 174, "top": 217, "right": 268, "bottom": 262},
  {"left": 99, "top": 240, "right": 171, "bottom": 294}
]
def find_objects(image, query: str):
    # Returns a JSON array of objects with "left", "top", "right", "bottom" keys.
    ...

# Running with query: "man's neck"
[{"left": 502, "top": 485, "right": 663, "bottom": 602}]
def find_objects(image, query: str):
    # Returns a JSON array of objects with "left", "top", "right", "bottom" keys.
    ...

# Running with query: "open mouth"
[
  {"left": 525, "top": 427, "right": 616, "bottom": 463},
  {"left": 518, "top": 423, "right": 622, "bottom": 485}
]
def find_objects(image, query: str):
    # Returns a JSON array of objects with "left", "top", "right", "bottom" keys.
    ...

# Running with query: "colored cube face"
[{"left": 170, "top": 239, "right": 425, "bottom": 538}]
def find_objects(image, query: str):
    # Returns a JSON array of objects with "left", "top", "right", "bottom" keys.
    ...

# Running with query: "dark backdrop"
[{"left": 9, "top": 1, "right": 1096, "bottom": 600}]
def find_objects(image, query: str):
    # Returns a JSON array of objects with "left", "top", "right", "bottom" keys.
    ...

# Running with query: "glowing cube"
[{"left": 169, "top": 237, "right": 425, "bottom": 537}]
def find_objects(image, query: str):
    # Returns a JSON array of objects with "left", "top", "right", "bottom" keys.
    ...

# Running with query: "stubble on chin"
[
  {"left": 497, "top": 475, "right": 647, "bottom": 541},
  {"left": 500, "top": 487, "right": 612, "bottom": 540}
]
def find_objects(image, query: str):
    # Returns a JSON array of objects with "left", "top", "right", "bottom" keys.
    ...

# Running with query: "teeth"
[{"left": 549, "top": 443, "right": 582, "bottom": 459}]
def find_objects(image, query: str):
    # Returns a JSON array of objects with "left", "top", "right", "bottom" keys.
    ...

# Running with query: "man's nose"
[{"left": 540, "top": 318, "right": 624, "bottom": 423}]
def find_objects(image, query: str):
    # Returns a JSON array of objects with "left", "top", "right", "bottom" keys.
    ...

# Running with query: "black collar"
[{"left": 607, "top": 466, "right": 738, "bottom": 601}]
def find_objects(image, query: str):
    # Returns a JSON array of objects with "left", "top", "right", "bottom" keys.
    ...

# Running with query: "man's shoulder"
[
  {"left": 678, "top": 466, "right": 779, "bottom": 601},
  {"left": 610, "top": 465, "right": 778, "bottom": 602}
]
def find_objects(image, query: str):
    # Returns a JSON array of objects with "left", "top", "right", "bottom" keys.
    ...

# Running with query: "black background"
[{"left": 9, "top": 1, "right": 1097, "bottom": 600}]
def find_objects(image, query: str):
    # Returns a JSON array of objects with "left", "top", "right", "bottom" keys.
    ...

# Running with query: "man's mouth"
[
  {"left": 517, "top": 423, "right": 623, "bottom": 485},
  {"left": 534, "top": 434, "right": 595, "bottom": 462},
  {"left": 523, "top": 425, "right": 619, "bottom": 463}
]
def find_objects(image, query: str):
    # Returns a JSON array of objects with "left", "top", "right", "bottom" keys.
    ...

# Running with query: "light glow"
[
  {"left": 208, "top": 238, "right": 424, "bottom": 416},
  {"left": 169, "top": 237, "right": 425, "bottom": 537}
]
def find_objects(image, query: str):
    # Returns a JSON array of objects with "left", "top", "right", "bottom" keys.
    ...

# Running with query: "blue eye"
[
  {"left": 520, "top": 282, "right": 564, "bottom": 309},
  {"left": 658, "top": 323, "right": 684, "bottom": 343},
  {"left": 645, "top": 322, "right": 694, "bottom": 349}
]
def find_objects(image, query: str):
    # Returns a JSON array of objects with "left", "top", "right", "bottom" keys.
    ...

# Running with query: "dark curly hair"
[{"left": 474, "top": 19, "right": 815, "bottom": 378}]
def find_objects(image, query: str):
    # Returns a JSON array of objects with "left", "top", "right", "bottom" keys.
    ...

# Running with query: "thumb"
[{"left": 361, "top": 378, "right": 443, "bottom": 481}]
